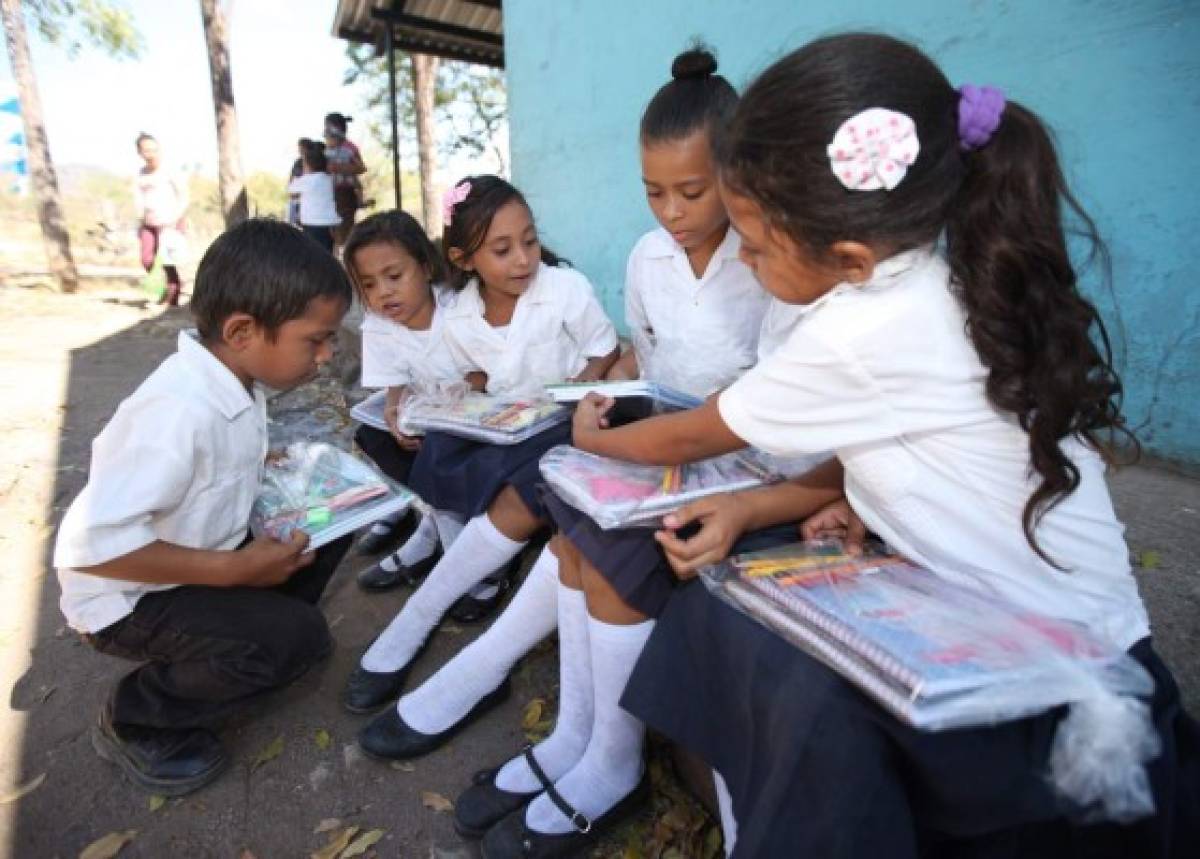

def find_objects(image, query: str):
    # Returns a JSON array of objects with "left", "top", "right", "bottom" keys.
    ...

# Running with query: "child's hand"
[
  {"left": 465, "top": 370, "right": 488, "bottom": 392},
  {"left": 654, "top": 493, "right": 752, "bottom": 579},
  {"left": 800, "top": 497, "right": 867, "bottom": 555},
  {"left": 569, "top": 367, "right": 603, "bottom": 383},
  {"left": 229, "top": 531, "right": 315, "bottom": 587},
  {"left": 393, "top": 432, "right": 421, "bottom": 452},
  {"left": 571, "top": 393, "right": 615, "bottom": 448}
]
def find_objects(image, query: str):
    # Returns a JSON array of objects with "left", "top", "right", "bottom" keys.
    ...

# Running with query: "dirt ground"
[{"left": 0, "top": 278, "right": 1196, "bottom": 858}]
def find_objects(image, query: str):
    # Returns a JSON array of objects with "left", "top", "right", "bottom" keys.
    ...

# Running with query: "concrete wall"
[{"left": 503, "top": 0, "right": 1199, "bottom": 465}]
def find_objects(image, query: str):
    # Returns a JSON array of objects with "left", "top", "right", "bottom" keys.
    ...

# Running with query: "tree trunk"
[
  {"left": 410, "top": 53, "right": 440, "bottom": 236},
  {"left": 198, "top": 0, "right": 247, "bottom": 227},
  {"left": 0, "top": 0, "right": 78, "bottom": 292}
]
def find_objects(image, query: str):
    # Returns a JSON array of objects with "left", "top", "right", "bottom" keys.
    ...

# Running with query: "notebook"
[
  {"left": 543, "top": 380, "right": 703, "bottom": 410},
  {"left": 250, "top": 442, "right": 415, "bottom": 550},
  {"left": 704, "top": 542, "right": 1128, "bottom": 730},
  {"left": 539, "top": 445, "right": 780, "bottom": 529}
]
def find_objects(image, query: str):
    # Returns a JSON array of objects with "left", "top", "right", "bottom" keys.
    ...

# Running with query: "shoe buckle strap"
[{"left": 521, "top": 744, "right": 592, "bottom": 835}]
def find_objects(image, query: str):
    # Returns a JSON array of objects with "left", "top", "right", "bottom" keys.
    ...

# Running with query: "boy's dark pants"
[{"left": 85, "top": 535, "right": 353, "bottom": 730}]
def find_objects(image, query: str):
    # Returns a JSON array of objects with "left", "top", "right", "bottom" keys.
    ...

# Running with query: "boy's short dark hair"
[{"left": 191, "top": 219, "right": 352, "bottom": 341}]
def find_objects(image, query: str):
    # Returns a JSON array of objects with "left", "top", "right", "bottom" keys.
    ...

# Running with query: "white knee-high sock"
[
  {"left": 360, "top": 513, "right": 525, "bottom": 672},
  {"left": 432, "top": 508, "right": 464, "bottom": 547},
  {"left": 493, "top": 581, "right": 592, "bottom": 792},
  {"left": 397, "top": 548, "right": 560, "bottom": 734},
  {"left": 713, "top": 768, "right": 738, "bottom": 856},
  {"left": 524, "top": 617, "right": 654, "bottom": 834},
  {"left": 379, "top": 513, "right": 439, "bottom": 570}
]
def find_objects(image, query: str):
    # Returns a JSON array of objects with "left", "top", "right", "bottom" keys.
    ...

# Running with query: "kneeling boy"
[{"left": 53, "top": 219, "right": 354, "bottom": 796}]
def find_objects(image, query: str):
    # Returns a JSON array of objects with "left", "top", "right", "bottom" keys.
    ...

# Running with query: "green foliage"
[
  {"left": 245, "top": 171, "right": 288, "bottom": 220},
  {"left": 25, "top": 0, "right": 143, "bottom": 59},
  {"left": 343, "top": 44, "right": 507, "bottom": 171}
]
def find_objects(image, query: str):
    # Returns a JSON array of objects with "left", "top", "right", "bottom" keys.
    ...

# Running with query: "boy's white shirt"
[
  {"left": 360, "top": 285, "right": 462, "bottom": 389},
  {"left": 625, "top": 227, "right": 769, "bottom": 398},
  {"left": 442, "top": 261, "right": 618, "bottom": 395},
  {"left": 53, "top": 331, "right": 268, "bottom": 633},
  {"left": 286, "top": 172, "right": 341, "bottom": 227},
  {"left": 719, "top": 248, "right": 1150, "bottom": 650}
]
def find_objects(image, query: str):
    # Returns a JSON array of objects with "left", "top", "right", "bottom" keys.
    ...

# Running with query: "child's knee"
[{"left": 236, "top": 604, "right": 331, "bottom": 689}]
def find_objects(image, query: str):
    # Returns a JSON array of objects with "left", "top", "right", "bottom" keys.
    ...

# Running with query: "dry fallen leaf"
[
  {"left": 421, "top": 791, "right": 453, "bottom": 813},
  {"left": 148, "top": 794, "right": 165, "bottom": 812},
  {"left": 340, "top": 828, "right": 385, "bottom": 858},
  {"left": 239, "top": 851, "right": 258, "bottom": 859},
  {"left": 314, "top": 728, "right": 332, "bottom": 751},
  {"left": 389, "top": 761, "right": 415, "bottom": 773},
  {"left": 311, "top": 825, "right": 359, "bottom": 859},
  {"left": 1139, "top": 549, "right": 1162, "bottom": 570},
  {"left": 0, "top": 772, "right": 46, "bottom": 805},
  {"left": 313, "top": 818, "right": 341, "bottom": 834},
  {"left": 79, "top": 829, "right": 137, "bottom": 859},
  {"left": 520, "top": 698, "right": 545, "bottom": 730},
  {"left": 251, "top": 735, "right": 285, "bottom": 772}
]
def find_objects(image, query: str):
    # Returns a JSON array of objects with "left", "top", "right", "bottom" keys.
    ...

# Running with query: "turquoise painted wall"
[{"left": 503, "top": 0, "right": 1199, "bottom": 465}]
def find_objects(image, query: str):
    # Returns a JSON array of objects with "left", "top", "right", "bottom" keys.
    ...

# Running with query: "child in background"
[
  {"left": 53, "top": 220, "right": 354, "bottom": 797},
  {"left": 608, "top": 47, "right": 768, "bottom": 397},
  {"left": 323, "top": 112, "right": 366, "bottom": 251},
  {"left": 456, "top": 48, "right": 839, "bottom": 855},
  {"left": 133, "top": 132, "right": 189, "bottom": 306},
  {"left": 567, "top": 33, "right": 1197, "bottom": 859},
  {"left": 287, "top": 144, "right": 341, "bottom": 254},
  {"left": 286, "top": 137, "right": 313, "bottom": 225},
  {"left": 345, "top": 176, "right": 620, "bottom": 759}
]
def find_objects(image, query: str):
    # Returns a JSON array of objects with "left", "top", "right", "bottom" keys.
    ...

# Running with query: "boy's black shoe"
[
  {"left": 481, "top": 771, "right": 650, "bottom": 858},
  {"left": 91, "top": 706, "right": 227, "bottom": 797},
  {"left": 358, "top": 679, "right": 511, "bottom": 761},
  {"left": 447, "top": 555, "right": 522, "bottom": 624},
  {"left": 356, "top": 546, "right": 442, "bottom": 592}
]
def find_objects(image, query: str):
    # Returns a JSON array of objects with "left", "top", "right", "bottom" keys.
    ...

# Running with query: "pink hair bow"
[
  {"left": 827, "top": 108, "right": 920, "bottom": 192},
  {"left": 442, "top": 181, "right": 472, "bottom": 226}
]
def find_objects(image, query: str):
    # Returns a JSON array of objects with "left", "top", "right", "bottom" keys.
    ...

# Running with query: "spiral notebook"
[{"left": 704, "top": 542, "right": 1115, "bottom": 729}]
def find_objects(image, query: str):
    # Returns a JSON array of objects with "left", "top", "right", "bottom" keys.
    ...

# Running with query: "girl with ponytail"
[{"left": 567, "top": 32, "right": 1197, "bottom": 858}]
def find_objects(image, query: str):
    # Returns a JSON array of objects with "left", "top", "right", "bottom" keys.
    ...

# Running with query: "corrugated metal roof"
[{"left": 332, "top": 0, "right": 503, "bottom": 67}]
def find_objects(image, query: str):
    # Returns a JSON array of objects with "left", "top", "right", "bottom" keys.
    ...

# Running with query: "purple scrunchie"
[{"left": 957, "top": 84, "right": 1006, "bottom": 151}]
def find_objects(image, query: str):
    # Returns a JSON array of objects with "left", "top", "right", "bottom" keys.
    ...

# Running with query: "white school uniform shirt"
[
  {"left": 442, "top": 262, "right": 618, "bottom": 395},
  {"left": 286, "top": 172, "right": 341, "bottom": 227},
  {"left": 625, "top": 227, "right": 769, "bottom": 397},
  {"left": 718, "top": 248, "right": 1150, "bottom": 650},
  {"left": 360, "top": 286, "right": 462, "bottom": 389},
  {"left": 53, "top": 331, "right": 268, "bottom": 634}
]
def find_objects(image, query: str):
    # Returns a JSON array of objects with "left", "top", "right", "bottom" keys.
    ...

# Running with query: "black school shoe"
[
  {"left": 454, "top": 746, "right": 545, "bottom": 839},
  {"left": 447, "top": 554, "right": 522, "bottom": 624},
  {"left": 91, "top": 705, "right": 228, "bottom": 797},
  {"left": 358, "top": 678, "right": 511, "bottom": 761},
  {"left": 481, "top": 771, "right": 650, "bottom": 859},
  {"left": 356, "top": 546, "right": 443, "bottom": 592},
  {"left": 356, "top": 508, "right": 417, "bottom": 555}
]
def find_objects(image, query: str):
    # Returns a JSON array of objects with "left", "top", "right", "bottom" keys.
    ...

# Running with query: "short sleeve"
[
  {"left": 287, "top": 175, "right": 303, "bottom": 195},
  {"left": 623, "top": 251, "right": 653, "bottom": 366},
  {"left": 360, "top": 317, "right": 412, "bottom": 388},
  {"left": 560, "top": 269, "right": 618, "bottom": 358},
  {"left": 717, "top": 326, "right": 901, "bottom": 457},
  {"left": 54, "top": 397, "right": 197, "bottom": 568}
]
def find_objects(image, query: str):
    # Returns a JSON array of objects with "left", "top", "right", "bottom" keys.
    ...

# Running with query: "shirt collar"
[
  {"left": 450, "top": 262, "right": 555, "bottom": 316},
  {"left": 804, "top": 245, "right": 936, "bottom": 313},
  {"left": 176, "top": 330, "right": 257, "bottom": 420},
  {"left": 645, "top": 225, "right": 742, "bottom": 271}
]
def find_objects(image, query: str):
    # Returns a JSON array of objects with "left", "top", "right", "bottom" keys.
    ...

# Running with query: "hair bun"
[{"left": 671, "top": 46, "right": 718, "bottom": 80}]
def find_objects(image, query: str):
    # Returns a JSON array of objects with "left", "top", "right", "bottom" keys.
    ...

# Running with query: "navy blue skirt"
[
  {"left": 545, "top": 491, "right": 796, "bottom": 618},
  {"left": 354, "top": 425, "right": 417, "bottom": 485},
  {"left": 407, "top": 421, "right": 573, "bottom": 521},
  {"left": 623, "top": 581, "right": 1200, "bottom": 858}
]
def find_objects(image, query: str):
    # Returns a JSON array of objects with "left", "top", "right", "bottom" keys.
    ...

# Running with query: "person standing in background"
[
  {"left": 133, "top": 133, "right": 189, "bottom": 306},
  {"left": 323, "top": 113, "right": 366, "bottom": 253}
]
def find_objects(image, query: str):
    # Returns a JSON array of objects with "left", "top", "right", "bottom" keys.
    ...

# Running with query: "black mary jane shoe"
[
  {"left": 480, "top": 771, "right": 650, "bottom": 859},
  {"left": 358, "top": 678, "right": 511, "bottom": 762},
  {"left": 448, "top": 554, "right": 522, "bottom": 624},
  {"left": 341, "top": 633, "right": 434, "bottom": 715},
  {"left": 356, "top": 509, "right": 417, "bottom": 555},
  {"left": 454, "top": 746, "right": 544, "bottom": 839},
  {"left": 356, "top": 546, "right": 443, "bottom": 593}
]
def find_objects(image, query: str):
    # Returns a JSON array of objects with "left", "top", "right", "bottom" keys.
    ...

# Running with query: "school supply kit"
[
  {"left": 701, "top": 541, "right": 1160, "bottom": 822},
  {"left": 250, "top": 442, "right": 415, "bottom": 549}
]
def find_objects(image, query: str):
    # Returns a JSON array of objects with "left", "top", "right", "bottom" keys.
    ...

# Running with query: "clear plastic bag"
[
  {"left": 539, "top": 444, "right": 783, "bottom": 529},
  {"left": 250, "top": 442, "right": 415, "bottom": 549},
  {"left": 543, "top": 379, "right": 702, "bottom": 411},
  {"left": 396, "top": 385, "right": 568, "bottom": 445},
  {"left": 349, "top": 389, "right": 389, "bottom": 432},
  {"left": 701, "top": 540, "right": 1159, "bottom": 822}
]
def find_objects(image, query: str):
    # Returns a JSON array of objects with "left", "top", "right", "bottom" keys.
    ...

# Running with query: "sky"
[{"left": 0, "top": 0, "right": 423, "bottom": 177}]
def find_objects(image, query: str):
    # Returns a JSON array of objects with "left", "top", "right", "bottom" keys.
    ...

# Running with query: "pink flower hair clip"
[
  {"left": 827, "top": 108, "right": 920, "bottom": 192},
  {"left": 442, "top": 181, "right": 472, "bottom": 226}
]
